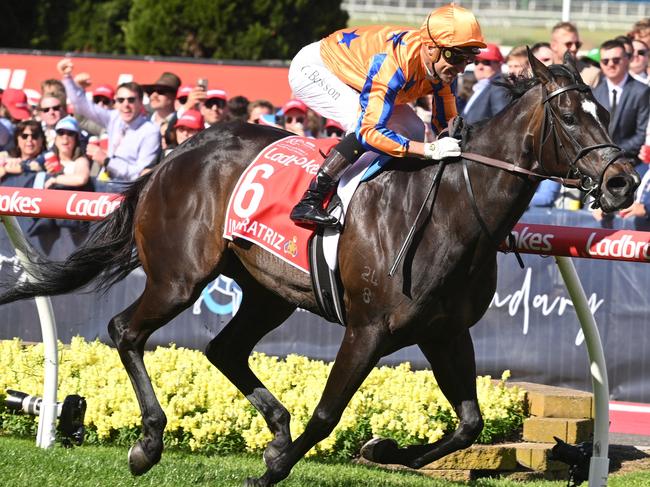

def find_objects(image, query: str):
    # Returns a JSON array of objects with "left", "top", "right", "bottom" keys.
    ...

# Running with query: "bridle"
[
  {"left": 537, "top": 80, "right": 624, "bottom": 204},
  {"left": 462, "top": 79, "right": 624, "bottom": 198},
  {"left": 460, "top": 76, "right": 625, "bottom": 263},
  {"left": 390, "top": 74, "right": 627, "bottom": 276}
]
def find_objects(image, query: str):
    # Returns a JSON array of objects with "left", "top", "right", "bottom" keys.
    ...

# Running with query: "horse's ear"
[
  {"left": 563, "top": 51, "right": 585, "bottom": 83},
  {"left": 527, "top": 46, "right": 553, "bottom": 85}
]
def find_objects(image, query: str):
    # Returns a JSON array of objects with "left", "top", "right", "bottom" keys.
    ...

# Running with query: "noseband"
[{"left": 538, "top": 82, "right": 624, "bottom": 203}]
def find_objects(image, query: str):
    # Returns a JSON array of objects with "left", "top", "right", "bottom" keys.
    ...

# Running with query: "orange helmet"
[{"left": 420, "top": 4, "right": 486, "bottom": 49}]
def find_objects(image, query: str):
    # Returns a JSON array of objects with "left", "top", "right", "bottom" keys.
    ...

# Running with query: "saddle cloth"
[{"left": 223, "top": 135, "right": 379, "bottom": 275}]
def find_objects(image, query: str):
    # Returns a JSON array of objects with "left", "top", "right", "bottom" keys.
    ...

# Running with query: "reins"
[
  {"left": 460, "top": 151, "right": 581, "bottom": 187},
  {"left": 389, "top": 76, "right": 624, "bottom": 278}
]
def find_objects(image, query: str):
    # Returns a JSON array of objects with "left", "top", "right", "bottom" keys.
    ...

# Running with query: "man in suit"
[
  {"left": 592, "top": 39, "right": 650, "bottom": 174},
  {"left": 461, "top": 43, "right": 510, "bottom": 124}
]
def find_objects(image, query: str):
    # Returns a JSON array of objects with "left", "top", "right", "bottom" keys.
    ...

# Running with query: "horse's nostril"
[{"left": 605, "top": 174, "right": 638, "bottom": 195}]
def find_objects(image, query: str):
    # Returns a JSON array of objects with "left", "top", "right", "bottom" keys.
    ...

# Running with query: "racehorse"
[{"left": 0, "top": 52, "right": 638, "bottom": 486}]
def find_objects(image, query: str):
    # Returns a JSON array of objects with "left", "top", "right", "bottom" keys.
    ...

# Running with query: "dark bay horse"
[{"left": 0, "top": 52, "right": 639, "bottom": 485}]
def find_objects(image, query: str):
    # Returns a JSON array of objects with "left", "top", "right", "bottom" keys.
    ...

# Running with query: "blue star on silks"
[
  {"left": 338, "top": 30, "right": 360, "bottom": 48},
  {"left": 387, "top": 31, "right": 407, "bottom": 48}
]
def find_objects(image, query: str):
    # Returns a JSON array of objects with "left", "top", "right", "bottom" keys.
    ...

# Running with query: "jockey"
[{"left": 289, "top": 3, "right": 486, "bottom": 227}]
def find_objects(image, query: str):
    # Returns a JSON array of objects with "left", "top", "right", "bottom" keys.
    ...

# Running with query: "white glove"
[{"left": 423, "top": 137, "right": 461, "bottom": 160}]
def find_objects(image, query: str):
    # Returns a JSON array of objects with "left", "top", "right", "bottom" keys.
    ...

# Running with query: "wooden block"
[
  {"left": 502, "top": 442, "right": 570, "bottom": 472},
  {"left": 422, "top": 444, "right": 517, "bottom": 471},
  {"left": 510, "top": 381, "right": 593, "bottom": 419},
  {"left": 523, "top": 417, "right": 593, "bottom": 444}
]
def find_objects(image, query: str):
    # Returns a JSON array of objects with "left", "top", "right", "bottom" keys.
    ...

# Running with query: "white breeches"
[{"left": 288, "top": 41, "right": 425, "bottom": 143}]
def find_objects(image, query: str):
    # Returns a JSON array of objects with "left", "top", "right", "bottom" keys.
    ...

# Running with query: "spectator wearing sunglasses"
[
  {"left": 550, "top": 22, "right": 582, "bottom": 64},
  {"left": 93, "top": 84, "right": 115, "bottom": 110},
  {"left": 549, "top": 22, "right": 603, "bottom": 88},
  {"left": 287, "top": 3, "right": 485, "bottom": 227},
  {"left": 43, "top": 116, "right": 91, "bottom": 190},
  {"left": 323, "top": 118, "right": 345, "bottom": 138},
  {"left": 282, "top": 99, "right": 309, "bottom": 136},
  {"left": 629, "top": 39, "right": 649, "bottom": 85},
  {"left": 1, "top": 120, "right": 47, "bottom": 188},
  {"left": 461, "top": 43, "right": 509, "bottom": 125},
  {"left": 200, "top": 90, "right": 227, "bottom": 126},
  {"left": 593, "top": 39, "right": 650, "bottom": 173},
  {"left": 57, "top": 58, "right": 160, "bottom": 192},
  {"left": 38, "top": 94, "right": 67, "bottom": 149},
  {"left": 0, "top": 88, "right": 32, "bottom": 153},
  {"left": 143, "top": 72, "right": 182, "bottom": 128}
]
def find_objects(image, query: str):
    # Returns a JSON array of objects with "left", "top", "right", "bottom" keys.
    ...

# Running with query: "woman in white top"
[{"left": 44, "top": 116, "right": 90, "bottom": 189}]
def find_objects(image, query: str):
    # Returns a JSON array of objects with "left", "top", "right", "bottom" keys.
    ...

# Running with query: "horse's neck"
[{"left": 460, "top": 92, "right": 542, "bottom": 234}]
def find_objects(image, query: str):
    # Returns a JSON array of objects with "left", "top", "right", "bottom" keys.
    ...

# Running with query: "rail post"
[
  {"left": 1, "top": 215, "right": 58, "bottom": 448},
  {"left": 555, "top": 256, "right": 609, "bottom": 487}
]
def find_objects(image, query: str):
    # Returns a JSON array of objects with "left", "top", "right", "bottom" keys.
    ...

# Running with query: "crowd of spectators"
[{"left": 0, "top": 17, "right": 648, "bottom": 225}]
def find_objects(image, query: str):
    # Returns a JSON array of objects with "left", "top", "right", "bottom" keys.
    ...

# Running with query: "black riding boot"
[{"left": 290, "top": 149, "right": 351, "bottom": 227}]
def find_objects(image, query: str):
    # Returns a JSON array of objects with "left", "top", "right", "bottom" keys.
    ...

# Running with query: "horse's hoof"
[
  {"left": 128, "top": 441, "right": 155, "bottom": 476},
  {"left": 360, "top": 437, "right": 399, "bottom": 464}
]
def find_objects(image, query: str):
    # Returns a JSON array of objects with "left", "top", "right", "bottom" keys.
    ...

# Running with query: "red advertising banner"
[
  {"left": 1, "top": 185, "right": 650, "bottom": 265},
  {"left": 0, "top": 52, "right": 291, "bottom": 106},
  {"left": 508, "top": 223, "right": 650, "bottom": 263},
  {"left": 0, "top": 187, "right": 121, "bottom": 220}
]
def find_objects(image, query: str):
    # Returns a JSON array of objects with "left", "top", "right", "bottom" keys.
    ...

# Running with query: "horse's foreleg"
[
  {"left": 361, "top": 328, "right": 483, "bottom": 469},
  {"left": 247, "top": 325, "right": 385, "bottom": 487},
  {"left": 205, "top": 278, "right": 295, "bottom": 467},
  {"left": 108, "top": 284, "right": 197, "bottom": 476}
]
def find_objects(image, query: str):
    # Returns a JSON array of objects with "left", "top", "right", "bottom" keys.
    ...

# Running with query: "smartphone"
[{"left": 197, "top": 78, "right": 208, "bottom": 90}]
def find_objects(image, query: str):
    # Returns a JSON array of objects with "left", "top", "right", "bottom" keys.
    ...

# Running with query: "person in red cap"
[
  {"left": 92, "top": 84, "right": 115, "bottom": 110},
  {"left": 282, "top": 99, "right": 308, "bottom": 136},
  {"left": 1, "top": 88, "right": 32, "bottom": 151},
  {"left": 158, "top": 109, "right": 205, "bottom": 159},
  {"left": 460, "top": 43, "right": 510, "bottom": 125},
  {"left": 1, "top": 88, "right": 31, "bottom": 122},
  {"left": 287, "top": 3, "right": 486, "bottom": 227},
  {"left": 174, "top": 109, "right": 204, "bottom": 145},
  {"left": 324, "top": 118, "right": 345, "bottom": 138},
  {"left": 200, "top": 89, "right": 228, "bottom": 126}
]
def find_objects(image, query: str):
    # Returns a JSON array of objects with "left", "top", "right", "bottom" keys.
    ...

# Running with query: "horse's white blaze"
[{"left": 581, "top": 100, "right": 600, "bottom": 122}]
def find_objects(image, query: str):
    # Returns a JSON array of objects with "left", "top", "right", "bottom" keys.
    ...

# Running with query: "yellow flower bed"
[{"left": 0, "top": 338, "right": 526, "bottom": 457}]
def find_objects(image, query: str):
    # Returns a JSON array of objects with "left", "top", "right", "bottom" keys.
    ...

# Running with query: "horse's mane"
[
  {"left": 463, "top": 64, "right": 583, "bottom": 139},
  {"left": 497, "top": 64, "right": 582, "bottom": 100}
]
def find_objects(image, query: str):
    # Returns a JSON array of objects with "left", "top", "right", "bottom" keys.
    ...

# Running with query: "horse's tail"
[{"left": 0, "top": 175, "right": 152, "bottom": 305}]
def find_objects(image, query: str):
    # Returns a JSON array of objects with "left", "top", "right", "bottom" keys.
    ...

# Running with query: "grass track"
[{"left": 1, "top": 436, "right": 649, "bottom": 487}]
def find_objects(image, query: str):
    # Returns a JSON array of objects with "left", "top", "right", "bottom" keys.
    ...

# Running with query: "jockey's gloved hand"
[{"left": 423, "top": 137, "right": 461, "bottom": 160}]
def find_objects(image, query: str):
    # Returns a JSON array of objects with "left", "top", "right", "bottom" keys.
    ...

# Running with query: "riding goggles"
[{"left": 441, "top": 46, "right": 480, "bottom": 65}]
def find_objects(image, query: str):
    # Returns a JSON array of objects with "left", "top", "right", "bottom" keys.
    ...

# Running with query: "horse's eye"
[{"left": 562, "top": 113, "right": 576, "bottom": 125}]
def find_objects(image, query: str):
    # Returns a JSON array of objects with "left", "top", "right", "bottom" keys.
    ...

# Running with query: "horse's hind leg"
[
  {"left": 108, "top": 281, "right": 203, "bottom": 476},
  {"left": 205, "top": 275, "right": 296, "bottom": 466},
  {"left": 361, "top": 328, "right": 483, "bottom": 469}
]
